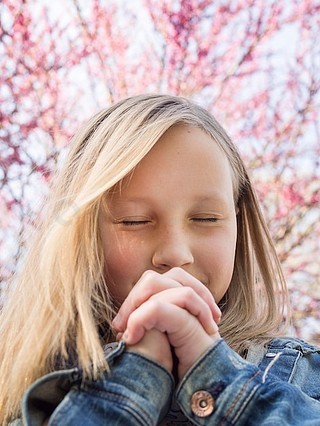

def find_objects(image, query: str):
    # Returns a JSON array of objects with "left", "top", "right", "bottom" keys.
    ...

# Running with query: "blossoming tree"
[{"left": 1, "top": 0, "right": 319, "bottom": 341}]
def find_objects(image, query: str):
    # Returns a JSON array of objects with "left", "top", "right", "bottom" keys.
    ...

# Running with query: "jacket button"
[{"left": 191, "top": 390, "right": 215, "bottom": 417}]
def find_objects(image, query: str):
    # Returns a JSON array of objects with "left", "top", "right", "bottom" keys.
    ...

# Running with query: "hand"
[
  {"left": 125, "top": 328, "right": 173, "bottom": 372},
  {"left": 113, "top": 268, "right": 221, "bottom": 379},
  {"left": 113, "top": 267, "right": 221, "bottom": 332}
]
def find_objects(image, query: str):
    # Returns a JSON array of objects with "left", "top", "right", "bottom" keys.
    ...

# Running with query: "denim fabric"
[
  {"left": 176, "top": 338, "right": 320, "bottom": 425},
  {"left": 20, "top": 337, "right": 320, "bottom": 425},
  {"left": 22, "top": 341, "right": 174, "bottom": 426}
]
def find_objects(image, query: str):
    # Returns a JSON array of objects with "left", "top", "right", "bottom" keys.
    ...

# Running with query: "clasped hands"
[{"left": 112, "top": 267, "right": 221, "bottom": 380}]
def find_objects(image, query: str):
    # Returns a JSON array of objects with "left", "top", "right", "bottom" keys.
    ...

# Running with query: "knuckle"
[
  {"left": 165, "top": 266, "right": 183, "bottom": 278},
  {"left": 147, "top": 299, "right": 162, "bottom": 313},
  {"left": 141, "top": 269, "right": 157, "bottom": 282},
  {"left": 170, "top": 266, "right": 183, "bottom": 274},
  {"left": 127, "top": 310, "right": 139, "bottom": 327},
  {"left": 137, "top": 270, "right": 158, "bottom": 292},
  {"left": 182, "top": 287, "right": 196, "bottom": 298}
]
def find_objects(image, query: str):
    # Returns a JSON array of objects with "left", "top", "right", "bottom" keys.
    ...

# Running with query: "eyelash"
[
  {"left": 193, "top": 217, "right": 218, "bottom": 223},
  {"left": 120, "top": 218, "right": 218, "bottom": 226},
  {"left": 120, "top": 220, "right": 150, "bottom": 226}
]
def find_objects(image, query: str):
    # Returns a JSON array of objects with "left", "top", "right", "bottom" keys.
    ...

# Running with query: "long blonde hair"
[{"left": 0, "top": 94, "right": 290, "bottom": 423}]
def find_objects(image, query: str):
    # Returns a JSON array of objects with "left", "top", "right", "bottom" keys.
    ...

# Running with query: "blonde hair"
[{"left": 0, "top": 94, "right": 290, "bottom": 423}]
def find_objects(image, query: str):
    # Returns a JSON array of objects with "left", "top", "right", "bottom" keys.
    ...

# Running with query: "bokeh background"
[{"left": 1, "top": 0, "right": 319, "bottom": 343}]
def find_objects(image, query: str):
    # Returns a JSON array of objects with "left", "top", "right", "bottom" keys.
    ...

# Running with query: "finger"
[
  {"left": 113, "top": 268, "right": 221, "bottom": 331},
  {"left": 112, "top": 270, "right": 183, "bottom": 331},
  {"left": 163, "top": 268, "right": 221, "bottom": 323},
  {"left": 123, "top": 300, "right": 219, "bottom": 346},
  {"left": 123, "top": 301, "right": 194, "bottom": 345},
  {"left": 123, "top": 300, "right": 220, "bottom": 381},
  {"left": 148, "top": 287, "right": 217, "bottom": 334}
]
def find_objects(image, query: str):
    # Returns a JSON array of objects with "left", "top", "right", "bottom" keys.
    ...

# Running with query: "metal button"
[{"left": 191, "top": 390, "right": 215, "bottom": 417}]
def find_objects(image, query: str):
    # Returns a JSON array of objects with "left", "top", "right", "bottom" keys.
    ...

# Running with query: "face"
[{"left": 99, "top": 125, "right": 237, "bottom": 306}]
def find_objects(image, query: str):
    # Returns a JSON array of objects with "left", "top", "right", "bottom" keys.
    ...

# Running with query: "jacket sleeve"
[
  {"left": 176, "top": 339, "right": 320, "bottom": 425},
  {"left": 22, "top": 342, "right": 174, "bottom": 426}
]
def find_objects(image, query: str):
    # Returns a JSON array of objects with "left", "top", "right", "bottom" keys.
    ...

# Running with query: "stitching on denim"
[
  {"left": 80, "top": 387, "right": 153, "bottom": 425},
  {"left": 267, "top": 338, "right": 320, "bottom": 354},
  {"left": 223, "top": 370, "right": 260, "bottom": 424}
]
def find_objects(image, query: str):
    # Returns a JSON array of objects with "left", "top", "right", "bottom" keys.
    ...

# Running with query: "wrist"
[
  {"left": 177, "top": 333, "right": 221, "bottom": 379},
  {"left": 125, "top": 329, "right": 173, "bottom": 372}
]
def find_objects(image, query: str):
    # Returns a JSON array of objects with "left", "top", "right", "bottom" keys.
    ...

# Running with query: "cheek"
[
  {"left": 101, "top": 233, "right": 150, "bottom": 301},
  {"left": 105, "top": 242, "right": 140, "bottom": 280},
  {"left": 202, "top": 229, "right": 237, "bottom": 302}
]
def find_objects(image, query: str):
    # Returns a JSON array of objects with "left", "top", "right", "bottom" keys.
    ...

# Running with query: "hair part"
[{"left": 0, "top": 94, "right": 290, "bottom": 423}]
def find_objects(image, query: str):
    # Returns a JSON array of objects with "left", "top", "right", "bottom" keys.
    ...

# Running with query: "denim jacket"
[{"left": 19, "top": 337, "right": 320, "bottom": 425}]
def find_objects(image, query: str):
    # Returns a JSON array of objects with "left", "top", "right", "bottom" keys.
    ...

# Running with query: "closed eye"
[
  {"left": 192, "top": 217, "right": 219, "bottom": 223},
  {"left": 120, "top": 220, "right": 151, "bottom": 226}
]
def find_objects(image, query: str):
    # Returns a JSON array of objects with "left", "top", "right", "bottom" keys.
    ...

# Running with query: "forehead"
[{"left": 109, "top": 125, "right": 235, "bottom": 204}]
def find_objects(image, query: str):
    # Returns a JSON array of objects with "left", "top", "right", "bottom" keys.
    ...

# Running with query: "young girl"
[{"left": 1, "top": 94, "right": 319, "bottom": 425}]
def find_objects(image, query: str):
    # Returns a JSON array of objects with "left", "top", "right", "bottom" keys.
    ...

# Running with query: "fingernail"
[{"left": 208, "top": 321, "right": 218, "bottom": 334}]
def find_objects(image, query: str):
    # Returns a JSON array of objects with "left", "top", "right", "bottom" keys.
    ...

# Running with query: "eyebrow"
[
  {"left": 193, "top": 194, "right": 229, "bottom": 202},
  {"left": 109, "top": 193, "right": 231, "bottom": 208},
  {"left": 190, "top": 195, "right": 232, "bottom": 210}
]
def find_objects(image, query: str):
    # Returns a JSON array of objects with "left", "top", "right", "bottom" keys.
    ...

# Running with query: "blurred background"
[{"left": 1, "top": 0, "right": 319, "bottom": 343}]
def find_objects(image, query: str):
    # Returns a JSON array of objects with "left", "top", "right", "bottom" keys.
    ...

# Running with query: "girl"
[{"left": 1, "top": 94, "right": 319, "bottom": 425}]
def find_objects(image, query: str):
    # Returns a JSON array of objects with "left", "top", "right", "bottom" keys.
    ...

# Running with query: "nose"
[{"left": 152, "top": 227, "right": 194, "bottom": 271}]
